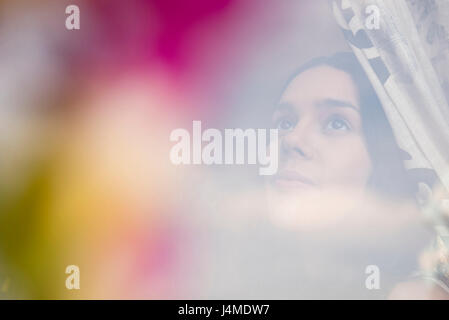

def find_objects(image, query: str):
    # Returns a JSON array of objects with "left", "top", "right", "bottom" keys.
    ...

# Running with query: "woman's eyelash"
[
  {"left": 324, "top": 115, "right": 352, "bottom": 132},
  {"left": 272, "top": 114, "right": 352, "bottom": 133},
  {"left": 273, "top": 116, "right": 296, "bottom": 130}
]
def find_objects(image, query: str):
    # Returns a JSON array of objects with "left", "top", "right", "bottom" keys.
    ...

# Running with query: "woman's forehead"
[{"left": 280, "top": 65, "right": 360, "bottom": 110}]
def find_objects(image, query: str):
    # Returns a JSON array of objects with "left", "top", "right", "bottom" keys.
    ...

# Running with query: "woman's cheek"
[{"left": 322, "top": 136, "right": 372, "bottom": 187}]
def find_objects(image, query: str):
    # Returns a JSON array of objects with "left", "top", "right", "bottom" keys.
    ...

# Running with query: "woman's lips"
[{"left": 271, "top": 170, "right": 317, "bottom": 189}]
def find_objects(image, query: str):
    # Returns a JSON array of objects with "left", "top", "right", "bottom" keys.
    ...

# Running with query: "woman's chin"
[
  {"left": 270, "top": 178, "right": 318, "bottom": 191},
  {"left": 264, "top": 182, "right": 366, "bottom": 230}
]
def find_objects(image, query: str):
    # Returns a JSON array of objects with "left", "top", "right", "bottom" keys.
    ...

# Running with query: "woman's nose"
[{"left": 281, "top": 121, "right": 316, "bottom": 159}]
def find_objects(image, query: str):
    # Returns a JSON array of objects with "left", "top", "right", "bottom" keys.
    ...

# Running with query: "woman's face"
[{"left": 266, "top": 65, "right": 373, "bottom": 227}]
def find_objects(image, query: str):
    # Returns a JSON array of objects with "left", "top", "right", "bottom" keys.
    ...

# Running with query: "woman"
[
  {"left": 264, "top": 52, "right": 448, "bottom": 298},
  {"left": 266, "top": 52, "right": 414, "bottom": 222}
]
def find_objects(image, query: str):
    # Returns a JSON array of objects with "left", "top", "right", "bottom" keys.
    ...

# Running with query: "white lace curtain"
[{"left": 332, "top": 0, "right": 449, "bottom": 290}]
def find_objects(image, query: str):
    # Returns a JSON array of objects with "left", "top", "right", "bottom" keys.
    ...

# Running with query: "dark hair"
[{"left": 282, "top": 52, "right": 415, "bottom": 200}]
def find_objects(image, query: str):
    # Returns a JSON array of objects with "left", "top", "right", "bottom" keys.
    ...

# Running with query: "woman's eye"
[
  {"left": 325, "top": 117, "right": 351, "bottom": 132},
  {"left": 276, "top": 119, "right": 294, "bottom": 131}
]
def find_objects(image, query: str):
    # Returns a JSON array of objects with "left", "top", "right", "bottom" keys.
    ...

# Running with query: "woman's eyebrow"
[
  {"left": 318, "top": 98, "right": 360, "bottom": 113},
  {"left": 275, "top": 102, "right": 295, "bottom": 113}
]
